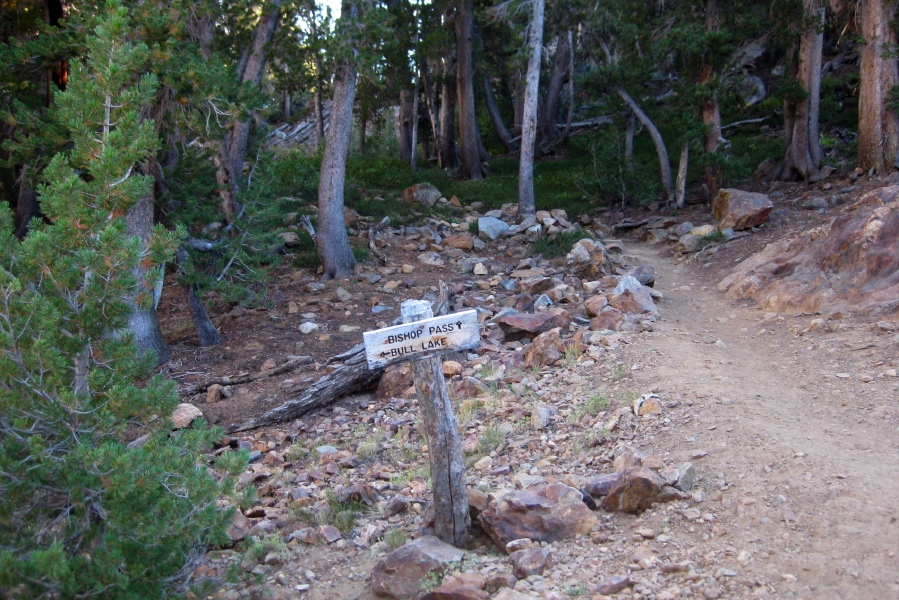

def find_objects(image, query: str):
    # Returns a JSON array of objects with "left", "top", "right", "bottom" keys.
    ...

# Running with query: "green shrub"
[
  {"left": 0, "top": 7, "right": 239, "bottom": 597},
  {"left": 531, "top": 230, "right": 592, "bottom": 259}
]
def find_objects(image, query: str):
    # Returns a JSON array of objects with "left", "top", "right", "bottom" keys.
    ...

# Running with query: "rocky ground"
[{"left": 160, "top": 172, "right": 899, "bottom": 600}]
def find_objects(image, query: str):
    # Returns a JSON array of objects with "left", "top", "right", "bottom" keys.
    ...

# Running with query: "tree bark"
[
  {"left": 562, "top": 29, "right": 576, "bottom": 143},
  {"left": 422, "top": 63, "right": 441, "bottom": 161},
  {"left": 858, "top": 0, "right": 899, "bottom": 172},
  {"left": 312, "top": 22, "right": 326, "bottom": 148},
  {"left": 485, "top": 76, "right": 517, "bottom": 152},
  {"left": 701, "top": 0, "right": 722, "bottom": 201},
  {"left": 455, "top": 0, "right": 485, "bottom": 180},
  {"left": 126, "top": 166, "right": 170, "bottom": 365},
  {"left": 224, "top": 0, "right": 283, "bottom": 203},
  {"left": 13, "top": 165, "right": 40, "bottom": 238},
  {"left": 624, "top": 113, "right": 635, "bottom": 172},
  {"left": 316, "top": 0, "right": 359, "bottom": 281},
  {"left": 397, "top": 88, "right": 414, "bottom": 162},
  {"left": 675, "top": 143, "right": 689, "bottom": 209},
  {"left": 439, "top": 59, "right": 458, "bottom": 169},
  {"left": 518, "top": 0, "right": 544, "bottom": 216},
  {"left": 617, "top": 88, "right": 674, "bottom": 204},
  {"left": 539, "top": 32, "right": 570, "bottom": 147},
  {"left": 411, "top": 78, "right": 420, "bottom": 171},
  {"left": 777, "top": 0, "right": 824, "bottom": 180}
]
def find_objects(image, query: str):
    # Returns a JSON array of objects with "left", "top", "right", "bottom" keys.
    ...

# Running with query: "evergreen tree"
[{"left": 0, "top": 3, "right": 242, "bottom": 597}]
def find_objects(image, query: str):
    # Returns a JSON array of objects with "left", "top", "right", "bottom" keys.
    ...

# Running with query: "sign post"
[{"left": 364, "top": 300, "right": 477, "bottom": 547}]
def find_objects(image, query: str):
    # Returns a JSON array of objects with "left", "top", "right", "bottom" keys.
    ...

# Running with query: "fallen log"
[
  {"left": 613, "top": 218, "right": 650, "bottom": 231},
  {"left": 179, "top": 355, "right": 314, "bottom": 397},
  {"left": 229, "top": 282, "right": 455, "bottom": 432},
  {"left": 229, "top": 345, "right": 381, "bottom": 432}
]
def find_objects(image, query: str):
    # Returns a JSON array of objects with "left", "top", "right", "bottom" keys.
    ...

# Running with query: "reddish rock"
[
  {"left": 403, "top": 183, "right": 443, "bottom": 207},
  {"left": 498, "top": 308, "right": 571, "bottom": 340},
  {"left": 455, "top": 376, "right": 489, "bottom": 397},
  {"left": 227, "top": 510, "right": 250, "bottom": 542},
  {"left": 376, "top": 364, "right": 413, "bottom": 400},
  {"left": 318, "top": 525, "right": 342, "bottom": 543},
  {"left": 608, "top": 288, "right": 658, "bottom": 315},
  {"left": 584, "top": 294, "right": 609, "bottom": 316},
  {"left": 444, "top": 232, "right": 475, "bottom": 251},
  {"left": 443, "top": 361, "right": 463, "bottom": 377},
  {"left": 713, "top": 188, "right": 774, "bottom": 230},
  {"left": 479, "top": 483, "right": 597, "bottom": 549},
  {"left": 583, "top": 474, "right": 619, "bottom": 498},
  {"left": 589, "top": 307, "right": 625, "bottom": 332},
  {"left": 517, "top": 275, "right": 554, "bottom": 296},
  {"left": 597, "top": 575, "right": 634, "bottom": 595},
  {"left": 171, "top": 403, "right": 203, "bottom": 429},
  {"left": 264, "top": 451, "right": 285, "bottom": 467},
  {"left": 336, "top": 484, "right": 379, "bottom": 506},
  {"left": 600, "top": 467, "right": 687, "bottom": 513},
  {"left": 524, "top": 328, "right": 564, "bottom": 369},
  {"left": 566, "top": 238, "right": 609, "bottom": 279},
  {"left": 510, "top": 547, "right": 553, "bottom": 578},
  {"left": 344, "top": 207, "right": 360, "bottom": 228},
  {"left": 421, "top": 573, "right": 488, "bottom": 600},
  {"left": 371, "top": 536, "right": 465, "bottom": 600},
  {"left": 485, "top": 573, "right": 518, "bottom": 593},
  {"left": 613, "top": 447, "right": 647, "bottom": 473},
  {"left": 383, "top": 494, "right": 409, "bottom": 517},
  {"left": 719, "top": 186, "right": 899, "bottom": 317}
]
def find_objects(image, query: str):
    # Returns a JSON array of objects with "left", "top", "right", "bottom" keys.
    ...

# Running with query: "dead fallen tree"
[
  {"left": 230, "top": 345, "right": 381, "bottom": 432},
  {"left": 178, "top": 355, "right": 314, "bottom": 397},
  {"left": 229, "top": 282, "right": 455, "bottom": 433}
]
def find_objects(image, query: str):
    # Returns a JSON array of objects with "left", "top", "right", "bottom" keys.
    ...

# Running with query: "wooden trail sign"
[
  {"left": 363, "top": 309, "right": 479, "bottom": 370},
  {"left": 363, "top": 299, "right": 473, "bottom": 547}
]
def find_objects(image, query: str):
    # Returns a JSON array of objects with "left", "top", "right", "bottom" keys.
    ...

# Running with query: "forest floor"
[{"left": 159, "top": 175, "right": 899, "bottom": 600}]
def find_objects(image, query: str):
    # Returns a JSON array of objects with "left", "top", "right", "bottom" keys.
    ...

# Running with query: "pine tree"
[{"left": 0, "top": 3, "right": 241, "bottom": 597}]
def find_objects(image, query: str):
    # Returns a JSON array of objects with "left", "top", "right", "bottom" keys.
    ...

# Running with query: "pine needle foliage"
[{"left": 0, "top": 3, "right": 240, "bottom": 597}]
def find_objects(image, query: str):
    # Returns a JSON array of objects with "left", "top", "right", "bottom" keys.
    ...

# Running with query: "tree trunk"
[
  {"left": 312, "top": 28, "right": 326, "bottom": 147},
  {"left": 224, "top": 0, "right": 283, "bottom": 201},
  {"left": 439, "top": 63, "right": 458, "bottom": 169},
  {"left": 513, "top": 70, "right": 524, "bottom": 135},
  {"left": 617, "top": 88, "right": 674, "bottom": 204},
  {"left": 14, "top": 165, "right": 40, "bottom": 238},
  {"left": 422, "top": 63, "right": 441, "bottom": 161},
  {"left": 411, "top": 78, "right": 420, "bottom": 171},
  {"left": 562, "top": 29, "right": 575, "bottom": 143},
  {"left": 701, "top": 0, "right": 722, "bottom": 201},
  {"left": 539, "top": 32, "right": 570, "bottom": 147},
  {"left": 455, "top": 0, "right": 485, "bottom": 180},
  {"left": 316, "top": 1, "right": 359, "bottom": 281},
  {"left": 777, "top": 0, "right": 824, "bottom": 180},
  {"left": 518, "top": 0, "right": 545, "bottom": 216},
  {"left": 675, "top": 143, "right": 689, "bottom": 209},
  {"left": 858, "top": 0, "right": 899, "bottom": 172},
  {"left": 397, "top": 89, "right": 414, "bottom": 162},
  {"left": 485, "top": 76, "right": 517, "bottom": 152},
  {"left": 359, "top": 113, "right": 367, "bottom": 156},
  {"left": 126, "top": 166, "right": 170, "bottom": 365},
  {"left": 624, "top": 113, "right": 635, "bottom": 172}
]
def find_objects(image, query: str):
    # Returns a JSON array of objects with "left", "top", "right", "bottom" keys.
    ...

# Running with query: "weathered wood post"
[
  {"left": 363, "top": 300, "right": 478, "bottom": 547},
  {"left": 401, "top": 300, "right": 470, "bottom": 546}
]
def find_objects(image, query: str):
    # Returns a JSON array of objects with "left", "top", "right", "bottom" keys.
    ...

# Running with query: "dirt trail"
[{"left": 625, "top": 243, "right": 899, "bottom": 599}]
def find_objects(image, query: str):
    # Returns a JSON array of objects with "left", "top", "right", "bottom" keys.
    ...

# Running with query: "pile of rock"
[
  {"left": 718, "top": 185, "right": 899, "bottom": 316},
  {"left": 638, "top": 188, "right": 775, "bottom": 255},
  {"left": 368, "top": 445, "right": 698, "bottom": 600}
]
